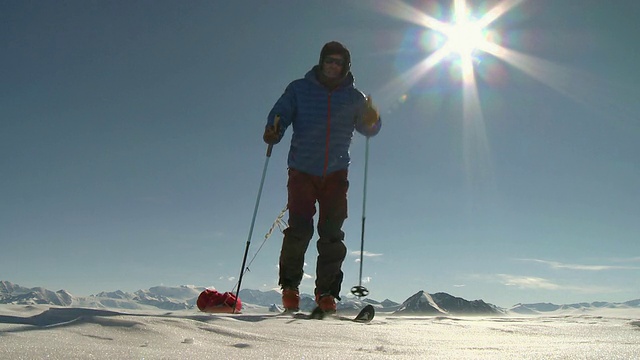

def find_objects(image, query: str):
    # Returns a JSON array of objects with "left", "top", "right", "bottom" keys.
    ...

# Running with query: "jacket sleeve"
[
  {"left": 266, "top": 82, "right": 298, "bottom": 142},
  {"left": 354, "top": 92, "right": 381, "bottom": 138}
]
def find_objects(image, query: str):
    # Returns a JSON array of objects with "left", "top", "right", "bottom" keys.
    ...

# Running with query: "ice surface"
[{"left": 1, "top": 305, "right": 639, "bottom": 359}]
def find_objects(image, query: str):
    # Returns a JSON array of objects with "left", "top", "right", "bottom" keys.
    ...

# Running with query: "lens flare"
[
  {"left": 370, "top": 0, "right": 629, "bottom": 198},
  {"left": 371, "top": 0, "right": 532, "bottom": 194}
]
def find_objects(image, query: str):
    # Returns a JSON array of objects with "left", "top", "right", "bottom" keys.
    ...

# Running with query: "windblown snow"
[{"left": 1, "top": 304, "right": 640, "bottom": 359}]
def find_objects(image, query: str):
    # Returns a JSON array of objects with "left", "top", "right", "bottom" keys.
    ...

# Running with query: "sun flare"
[
  {"left": 375, "top": 0, "right": 527, "bottom": 189},
  {"left": 376, "top": 0, "right": 526, "bottom": 98},
  {"left": 443, "top": 18, "right": 486, "bottom": 58},
  {"left": 442, "top": 1, "right": 487, "bottom": 59}
]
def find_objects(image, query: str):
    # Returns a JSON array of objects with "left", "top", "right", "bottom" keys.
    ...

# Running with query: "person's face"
[{"left": 321, "top": 55, "right": 345, "bottom": 79}]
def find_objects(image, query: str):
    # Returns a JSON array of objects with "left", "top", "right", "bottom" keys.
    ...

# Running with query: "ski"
[
  {"left": 352, "top": 304, "right": 376, "bottom": 323},
  {"left": 290, "top": 304, "right": 375, "bottom": 323}
]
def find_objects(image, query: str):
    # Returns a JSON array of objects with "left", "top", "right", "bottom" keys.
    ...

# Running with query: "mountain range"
[{"left": 2, "top": 280, "right": 638, "bottom": 315}]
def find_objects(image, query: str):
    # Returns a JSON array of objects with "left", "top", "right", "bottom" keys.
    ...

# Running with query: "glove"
[
  {"left": 263, "top": 124, "right": 280, "bottom": 145},
  {"left": 363, "top": 95, "right": 379, "bottom": 127}
]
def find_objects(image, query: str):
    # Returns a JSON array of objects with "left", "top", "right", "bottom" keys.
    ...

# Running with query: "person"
[{"left": 263, "top": 41, "right": 381, "bottom": 313}]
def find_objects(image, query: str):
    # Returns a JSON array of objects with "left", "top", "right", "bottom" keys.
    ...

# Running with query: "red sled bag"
[{"left": 197, "top": 289, "right": 242, "bottom": 313}]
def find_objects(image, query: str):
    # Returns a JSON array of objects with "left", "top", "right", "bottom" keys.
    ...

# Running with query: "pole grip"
[{"left": 266, "top": 115, "right": 281, "bottom": 157}]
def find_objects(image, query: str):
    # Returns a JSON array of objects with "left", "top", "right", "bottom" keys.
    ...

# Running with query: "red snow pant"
[{"left": 278, "top": 168, "right": 349, "bottom": 299}]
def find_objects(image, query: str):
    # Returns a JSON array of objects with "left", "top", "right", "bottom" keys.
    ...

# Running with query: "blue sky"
[{"left": 2, "top": 0, "right": 639, "bottom": 308}]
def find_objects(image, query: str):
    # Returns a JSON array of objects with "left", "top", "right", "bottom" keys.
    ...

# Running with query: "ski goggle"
[{"left": 323, "top": 57, "right": 345, "bottom": 66}]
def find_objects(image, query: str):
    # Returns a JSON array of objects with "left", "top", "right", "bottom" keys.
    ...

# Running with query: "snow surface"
[{"left": 1, "top": 305, "right": 639, "bottom": 359}]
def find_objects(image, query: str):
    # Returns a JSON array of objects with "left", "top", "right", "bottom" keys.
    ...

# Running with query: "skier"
[{"left": 263, "top": 41, "right": 381, "bottom": 314}]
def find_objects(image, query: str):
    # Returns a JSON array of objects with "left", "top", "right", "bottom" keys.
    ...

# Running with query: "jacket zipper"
[{"left": 323, "top": 92, "right": 333, "bottom": 177}]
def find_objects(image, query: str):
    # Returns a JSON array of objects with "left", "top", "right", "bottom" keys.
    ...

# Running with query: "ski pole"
[
  {"left": 351, "top": 136, "right": 370, "bottom": 298},
  {"left": 233, "top": 115, "right": 280, "bottom": 313}
]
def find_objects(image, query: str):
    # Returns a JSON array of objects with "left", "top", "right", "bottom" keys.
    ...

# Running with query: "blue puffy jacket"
[{"left": 267, "top": 66, "right": 381, "bottom": 176}]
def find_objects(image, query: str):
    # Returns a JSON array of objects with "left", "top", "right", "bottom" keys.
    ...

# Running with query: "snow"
[{"left": 1, "top": 305, "right": 639, "bottom": 359}]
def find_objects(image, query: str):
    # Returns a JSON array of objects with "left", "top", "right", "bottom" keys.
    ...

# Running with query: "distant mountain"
[
  {"left": 0, "top": 280, "right": 73, "bottom": 306},
  {"left": 79, "top": 285, "right": 208, "bottom": 310},
  {"left": 431, "top": 292, "right": 503, "bottom": 315},
  {"left": 509, "top": 303, "right": 555, "bottom": 314},
  {"left": 393, "top": 291, "right": 503, "bottom": 315},
  {"left": 0, "top": 281, "right": 206, "bottom": 310},
  {"left": 3, "top": 280, "right": 638, "bottom": 316},
  {"left": 624, "top": 299, "right": 640, "bottom": 307},
  {"left": 237, "top": 289, "right": 283, "bottom": 306},
  {"left": 509, "top": 300, "right": 640, "bottom": 314},
  {"left": 130, "top": 285, "right": 205, "bottom": 310},
  {"left": 380, "top": 299, "right": 401, "bottom": 308},
  {"left": 394, "top": 290, "right": 448, "bottom": 315},
  {"left": 0, "top": 281, "right": 403, "bottom": 312}
]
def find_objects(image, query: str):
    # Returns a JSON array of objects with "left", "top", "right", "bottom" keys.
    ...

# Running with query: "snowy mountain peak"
[
  {"left": 430, "top": 292, "right": 503, "bottom": 315},
  {"left": 395, "top": 290, "right": 448, "bottom": 315},
  {"left": 92, "top": 290, "right": 131, "bottom": 300},
  {"left": 0, "top": 281, "right": 73, "bottom": 306},
  {"left": 393, "top": 291, "right": 503, "bottom": 315},
  {"left": 1, "top": 280, "right": 29, "bottom": 295}
]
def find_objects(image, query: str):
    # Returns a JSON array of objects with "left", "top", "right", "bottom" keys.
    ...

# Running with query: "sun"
[
  {"left": 374, "top": 0, "right": 526, "bottom": 188},
  {"left": 375, "top": 0, "right": 527, "bottom": 100},
  {"left": 443, "top": 16, "right": 486, "bottom": 58},
  {"left": 376, "top": 0, "right": 601, "bottom": 195}
]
